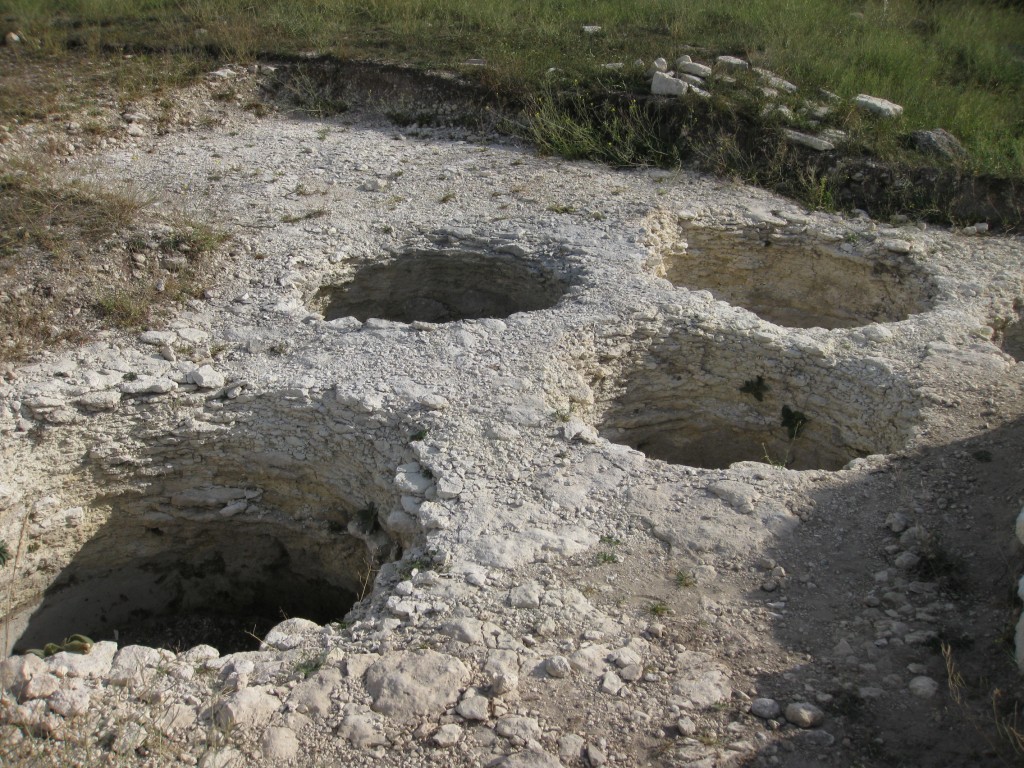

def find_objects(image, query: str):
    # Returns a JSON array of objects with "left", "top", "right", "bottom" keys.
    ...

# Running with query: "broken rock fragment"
[{"left": 364, "top": 650, "right": 469, "bottom": 722}]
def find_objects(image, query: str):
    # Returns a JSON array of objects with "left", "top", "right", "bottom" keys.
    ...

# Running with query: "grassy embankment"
[{"left": 4, "top": 0, "right": 1022, "bottom": 174}]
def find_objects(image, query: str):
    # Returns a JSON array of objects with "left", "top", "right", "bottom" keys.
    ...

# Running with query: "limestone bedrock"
[{"left": 1, "top": 99, "right": 1023, "bottom": 766}]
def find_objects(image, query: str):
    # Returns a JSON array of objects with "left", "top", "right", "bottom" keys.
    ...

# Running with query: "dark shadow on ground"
[{"left": 742, "top": 413, "right": 1024, "bottom": 767}]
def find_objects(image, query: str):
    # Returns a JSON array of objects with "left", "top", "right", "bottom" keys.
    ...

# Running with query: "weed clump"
[
  {"left": 739, "top": 375, "right": 769, "bottom": 402},
  {"left": 781, "top": 405, "right": 808, "bottom": 440},
  {"left": 675, "top": 570, "right": 696, "bottom": 588},
  {"left": 911, "top": 536, "right": 968, "bottom": 594}
]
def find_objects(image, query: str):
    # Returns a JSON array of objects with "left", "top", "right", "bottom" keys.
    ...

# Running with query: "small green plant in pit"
[
  {"left": 0, "top": 539, "right": 10, "bottom": 567},
  {"left": 24, "top": 634, "right": 94, "bottom": 659},
  {"left": 739, "top": 375, "right": 770, "bottom": 402},
  {"left": 356, "top": 502, "right": 380, "bottom": 534},
  {"left": 357, "top": 553, "right": 381, "bottom": 600},
  {"left": 675, "top": 570, "right": 696, "bottom": 588},
  {"left": 420, "top": 466, "right": 434, "bottom": 480},
  {"left": 761, "top": 437, "right": 800, "bottom": 469},
  {"left": 599, "top": 535, "right": 621, "bottom": 547},
  {"left": 780, "top": 405, "right": 808, "bottom": 439},
  {"left": 649, "top": 601, "right": 670, "bottom": 617},
  {"left": 410, "top": 427, "right": 429, "bottom": 442},
  {"left": 294, "top": 653, "right": 325, "bottom": 679}
]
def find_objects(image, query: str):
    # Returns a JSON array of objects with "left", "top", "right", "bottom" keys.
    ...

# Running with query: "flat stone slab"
[{"left": 854, "top": 94, "right": 903, "bottom": 118}]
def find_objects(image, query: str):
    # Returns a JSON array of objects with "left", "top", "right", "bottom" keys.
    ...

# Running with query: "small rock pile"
[{"left": 640, "top": 52, "right": 918, "bottom": 156}]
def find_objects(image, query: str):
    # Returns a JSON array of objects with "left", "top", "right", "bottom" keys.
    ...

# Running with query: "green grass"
[
  {"left": 159, "top": 220, "right": 230, "bottom": 254},
  {"left": 4, "top": 0, "right": 1022, "bottom": 179},
  {"left": 649, "top": 600, "right": 670, "bottom": 617},
  {"left": 529, "top": 86, "right": 680, "bottom": 168},
  {"left": 0, "top": 157, "right": 224, "bottom": 358},
  {"left": 675, "top": 570, "right": 696, "bottom": 588},
  {"left": 94, "top": 289, "right": 151, "bottom": 328}
]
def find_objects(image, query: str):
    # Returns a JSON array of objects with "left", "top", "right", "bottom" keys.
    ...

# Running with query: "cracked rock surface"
[{"left": 1, "top": 70, "right": 1024, "bottom": 767}]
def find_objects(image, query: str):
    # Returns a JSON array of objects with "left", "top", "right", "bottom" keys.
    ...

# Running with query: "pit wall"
[
  {"left": 643, "top": 211, "right": 936, "bottom": 329},
  {"left": 0, "top": 382, "right": 449, "bottom": 655}
]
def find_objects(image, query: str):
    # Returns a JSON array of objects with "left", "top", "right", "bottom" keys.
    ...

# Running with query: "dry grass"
[
  {"left": 944, "top": 642, "right": 1024, "bottom": 765},
  {"left": 0, "top": 159, "right": 228, "bottom": 362},
  {"left": 5, "top": 0, "right": 1023, "bottom": 178},
  {"left": 0, "top": 167, "right": 153, "bottom": 256},
  {"left": 0, "top": 164, "right": 152, "bottom": 359}
]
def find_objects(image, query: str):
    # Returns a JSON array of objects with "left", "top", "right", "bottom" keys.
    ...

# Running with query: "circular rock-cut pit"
[
  {"left": 592, "top": 328, "right": 920, "bottom": 471},
  {"left": 646, "top": 220, "right": 934, "bottom": 329},
  {"left": 996, "top": 314, "right": 1024, "bottom": 362},
  {"left": 314, "top": 248, "right": 567, "bottom": 323},
  {"left": 4, "top": 434, "right": 401, "bottom": 656}
]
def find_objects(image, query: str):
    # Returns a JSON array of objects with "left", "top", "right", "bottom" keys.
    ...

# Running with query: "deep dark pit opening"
[
  {"left": 315, "top": 249, "right": 567, "bottom": 323},
  {"left": 12, "top": 519, "right": 377, "bottom": 655},
  {"left": 650, "top": 223, "right": 934, "bottom": 329}
]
